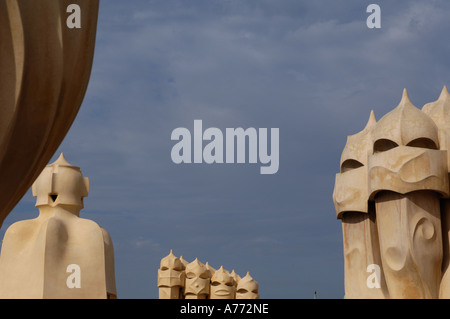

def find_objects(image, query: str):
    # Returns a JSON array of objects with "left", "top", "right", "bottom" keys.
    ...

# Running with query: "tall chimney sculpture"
[
  {"left": 184, "top": 258, "right": 211, "bottom": 299},
  {"left": 422, "top": 86, "right": 450, "bottom": 298},
  {"left": 0, "top": 154, "right": 117, "bottom": 299},
  {"left": 332, "top": 110, "right": 388, "bottom": 298},
  {"left": 158, "top": 250, "right": 185, "bottom": 299},
  {"left": 333, "top": 88, "right": 450, "bottom": 298}
]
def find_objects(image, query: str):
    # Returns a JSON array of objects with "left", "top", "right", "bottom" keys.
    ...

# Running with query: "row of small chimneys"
[{"left": 157, "top": 250, "right": 259, "bottom": 299}]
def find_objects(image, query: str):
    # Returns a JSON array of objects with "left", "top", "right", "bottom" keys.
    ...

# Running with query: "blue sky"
[{"left": 2, "top": 0, "right": 450, "bottom": 298}]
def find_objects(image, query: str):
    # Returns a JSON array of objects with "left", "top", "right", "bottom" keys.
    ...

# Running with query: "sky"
[{"left": 2, "top": 0, "right": 450, "bottom": 299}]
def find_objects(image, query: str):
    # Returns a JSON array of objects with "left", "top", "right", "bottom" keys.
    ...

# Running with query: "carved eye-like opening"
[
  {"left": 373, "top": 139, "right": 398, "bottom": 153},
  {"left": 340, "top": 159, "right": 364, "bottom": 173},
  {"left": 186, "top": 272, "right": 195, "bottom": 279},
  {"left": 160, "top": 266, "right": 169, "bottom": 271},
  {"left": 225, "top": 281, "right": 234, "bottom": 287},
  {"left": 237, "top": 288, "right": 248, "bottom": 294},
  {"left": 212, "top": 281, "right": 220, "bottom": 286},
  {"left": 406, "top": 138, "right": 438, "bottom": 150},
  {"left": 199, "top": 273, "right": 209, "bottom": 280},
  {"left": 252, "top": 289, "right": 258, "bottom": 293}
]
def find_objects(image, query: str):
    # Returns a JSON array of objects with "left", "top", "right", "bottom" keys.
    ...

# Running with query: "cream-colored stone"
[
  {"left": 423, "top": 86, "right": 450, "bottom": 166},
  {"left": 375, "top": 191, "right": 442, "bottom": 298},
  {"left": 340, "top": 110, "right": 376, "bottom": 170},
  {"left": 369, "top": 90, "right": 448, "bottom": 297},
  {"left": 372, "top": 89, "right": 439, "bottom": 151},
  {"left": 210, "top": 266, "right": 236, "bottom": 299},
  {"left": 180, "top": 256, "right": 189, "bottom": 268},
  {"left": 158, "top": 253, "right": 258, "bottom": 299},
  {"left": 334, "top": 88, "right": 450, "bottom": 299},
  {"left": 333, "top": 167, "right": 368, "bottom": 218},
  {"left": 184, "top": 258, "right": 211, "bottom": 299},
  {"left": 206, "top": 262, "right": 216, "bottom": 276},
  {"left": 158, "top": 250, "right": 185, "bottom": 299},
  {"left": 368, "top": 90, "right": 448, "bottom": 198},
  {"left": 0, "top": 154, "right": 116, "bottom": 299},
  {"left": 334, "top": 111, "right": 387, "bottom": 298},
  {"left": 342, "top": 210, "right": 388, "bottom": 299},
  {"left": 230, "top": 270, "right": 242, "bottom": 284},
  {"left": 333, "top": 111, "right": 375, "bottom": 218},
  {"left": 440, "top": 200, "right": 450, "bottom": 298},
  {"left": 368, "top": 146, "right": 449, "bottom": 199},
  {"left": 236, "top": 272, "right": 259, "bottom": 299},
  {"left": 0, "top": 0, "right": 99, "bottom": 227},
  {"left": 422, "top": 86, "right": 450, "bottom": 298}
]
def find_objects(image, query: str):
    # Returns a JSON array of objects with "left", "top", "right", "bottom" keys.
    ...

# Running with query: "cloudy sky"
[{"left": 3, "top": 0, "right": 450, "bottom": 298}]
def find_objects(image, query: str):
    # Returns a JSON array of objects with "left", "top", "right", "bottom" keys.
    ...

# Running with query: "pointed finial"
[
  {"left": 167, "top": 249, "right": 177, "bottom": 259},
  {"left": 179, "top": 256, "right": 189, "bottom": 267},
  {"left": 230, "top": 269, "right": 241, "bottom": 283},
  {"left": 160, "top": 249, "right": 184, "bottom": 270},
  {"left": 364, "top": 110, "right": 376, "bottom": 130},
  {"left": 438, "top": 85, "right": 450, "bottom": 101},
  {"left": 368, "top": 110, "right": 376, "bottom": 123},
  {"left": 51, "top": 152, "right": 72, "bottom": 167},
  {"left": 392, "top": 88, "right": 417, "bottom": 111},
  {"left": 401, "top": 88, "right": 412, "bottom": 105},
  {"left": 215, "top": 265, "right": 230, "bottom": 275},
  {"left": 205, "top": 262, "right": 216, "bottom": 274},
  {"left": 241, "top": 272, "right": 253, "bottom": 280},
  {"left": 186, "top": 258, "right": 207, "bottom": 272}
]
